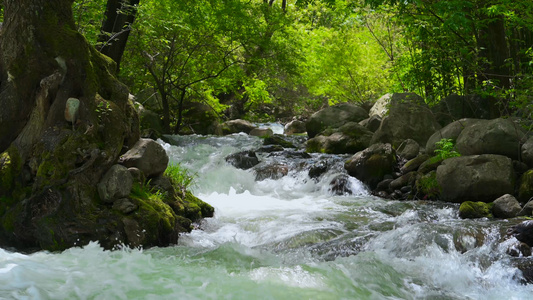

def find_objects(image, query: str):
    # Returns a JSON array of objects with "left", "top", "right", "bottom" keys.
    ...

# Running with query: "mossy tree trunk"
[{"left": 0, "top": 0, "right": 141, "bottom": 251}]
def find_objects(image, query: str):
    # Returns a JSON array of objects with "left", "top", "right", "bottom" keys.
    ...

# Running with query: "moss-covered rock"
[
  {"left": 459, "top": 201, "right": 493, "bottom": 219},
  {"left": 415, "top": 171, "right": 441, "bottom": 200},
  {"left": 306, "top": 122, "right": 373, "bottom": 154},
  {"left": 519, "top": 170, "right": 533, "bottom": 204},
  {"left": 345, "top": 143, "right": 396, "bottom": 189},
  {"left": 0, "top": 146, "right": 22, "bottom": 197}
]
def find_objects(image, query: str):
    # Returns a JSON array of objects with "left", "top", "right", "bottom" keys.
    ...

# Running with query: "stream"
[{"left": 1, "top": 124, "right": 533, "bottom": 299}]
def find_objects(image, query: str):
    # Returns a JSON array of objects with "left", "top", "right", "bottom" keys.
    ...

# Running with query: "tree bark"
[
  {"left": 0, "top": 0, "right": 141, "bottom": 251},
  {"left": 98, "top": 0, "right": 140, "bottom": 72}
]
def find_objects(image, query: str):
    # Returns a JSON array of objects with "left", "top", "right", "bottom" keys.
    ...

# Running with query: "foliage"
[
  {"left": 416, "top": 171, "right": 440, "bottom": 200},
  {"left": 165, "top": 163, "right": 196, "bottom": 193},
  {"left": 130, "top": 180, "right": 164, "bottom": 202},
  {"left": 69, "top": 0, "right": 533, "bottom": 126},
  {"left": 72, "top": 0, "right": 106, "bottom": 45},
  {"left": 434, "top": 138, "right": 460, "bottom": 160}
]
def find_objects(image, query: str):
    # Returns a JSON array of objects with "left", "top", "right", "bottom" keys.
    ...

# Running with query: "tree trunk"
[
  {"left": 477, "top": 15, "right": 511, "bottom": 90},
  {"left": 98, "top": 0, "right": 140, "bottom": 72},
  {"left": 0, "top": 0, "right": 142, "bottom": 251}
]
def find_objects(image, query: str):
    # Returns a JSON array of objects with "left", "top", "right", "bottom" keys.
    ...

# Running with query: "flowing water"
[{"left": 1, "top": 124, "right": 533, "bottom": 299}]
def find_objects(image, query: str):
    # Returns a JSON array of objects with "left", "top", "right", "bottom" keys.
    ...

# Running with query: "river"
[{"left": 1, "top": 124, "right": 532, "bottom": 299}]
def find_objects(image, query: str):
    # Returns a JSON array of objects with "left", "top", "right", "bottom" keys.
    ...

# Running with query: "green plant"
[
  {"left": 434, "top": 138, "right": 460, "bottom": 160},
  {"left": 416, "top": 171, "right": 440, "bottom": 200},
  {"left": 164, "top": 163, "right": 196, "bottom": 195},
  {"left": 95, "top": 101, "right": 113, "bottom": 121}
]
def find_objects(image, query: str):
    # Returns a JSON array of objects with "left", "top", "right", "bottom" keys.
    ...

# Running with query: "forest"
[{"left": 66, "top": 0, "right": 532, "bottom": 133}]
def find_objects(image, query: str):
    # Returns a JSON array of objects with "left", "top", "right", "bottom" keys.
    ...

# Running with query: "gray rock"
[
  {"left": 113, "top": 198, "right": 138, "bottom": 214},
  {"left": 306, "top": 102, "right": 368, "bottom": 138},
  {"left": 425, "top": 118, "right": 481, "bottom": 155},
  {"left": 221, "top": 119, "right": 256, "bottom": 135},
  {"left": 456, "top": 118, "right": 527, "bottom": 160},
  {"left": 359, "top": 115, "right": 382, "bottom": 132},
  {"left": 98, "top": 164, "right": 134, "bottom": 203},
  {"left": 137, "top": 103, "right": 164, "bottom": 138},
  {"left": 371, "top": 93, "right": 441, "bottom": 147},
  {"left": 254, "top": 163, "right": 289, "bottom": 181},
  {"left": 329, "top": 174, "right": 354, "bottom": 195},
  {"left": 436, "top": 154, "right": 515, "bottom": 203},
  {"left": 128, "top": 167, "right": 145, "bottom": 184},
  {"left": 401, "top": 154, "right": 431, "bottom": 174},
  {"left": 376, "top": 179, "right": 393, "bottom": 192},
  {"left": 64, "top": 98, "right": 80, "bottom": 123},
  {"left": 397, "top": 139, "right": 420, "bottom": 160},
  {"left": 520, "top": 201, "right": 533, "bottom": 216},
  {"left": 120, "top": 138, "right": 169, "bottom": 178},
  {"left": 493, "top": 194, "right": 522, "bottom": 218},
  {"left": 123, "top": 218, "right": 145, "bottom": 248},
  {"left": 306, "top": 122, "right": 373, "bottom": 154},
  {"left": 284, "top": 120, "right": 306, "bottom": 135},
  {"left": 518, "top": 170, "right": 533, "bottom": 203},
  {"left": 390, "top": 172, "right": 416, "bottom": 191},
  {"left": 523, "top": 136, "right": 533, "bottom": 168},
  {"left": 369, "top": 93, "right": 391, "bottom": 118},
  {"left": 225, "top": 150, "right": 260, "bottom": 170},
  {"left": 344, "top": 143, "right": 396, "bottom": 189},
  {"left": 249, "top": 128, "right": 273, "bottom": 137}
]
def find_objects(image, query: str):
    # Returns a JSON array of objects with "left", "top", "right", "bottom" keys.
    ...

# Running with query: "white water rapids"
[{"left": 1, "top": 124, "right": 532, "bottom": 299}]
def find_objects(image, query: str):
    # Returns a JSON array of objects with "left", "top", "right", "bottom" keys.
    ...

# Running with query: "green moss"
[
  {"left": 367, "top": 154, "right": 395, "bottom": 178},
  {"left": 181, "top": 191, "right": 214, "bottom": 222},
  {"left": 519, "top": 170, "right": 533, "bottom": 203},
  {"left": 130, "top": 183, "right": 176, "bottom": 237},
  {"left": 416, "top": 171, "right": 441, "bottom": 199},
  {"left": 459, "top": 201, "right": 494, "bottom": 219},
  {"left": 0, "top": 146, "right": 22, "bottom": 196}
]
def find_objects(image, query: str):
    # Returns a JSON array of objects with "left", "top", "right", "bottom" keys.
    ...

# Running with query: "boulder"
[
  {"left": 249, "top": 128, "right": 274, "bottom": 137},
  {"left": 137, "top": 104, "right": 164, "bottom": 138},
  {"left": 254, "top": 163, "right": 289, "bottom": 181},
  {"left": 179, "top": 102, "right": 221, "bottom": 135},
  {"left": 98, "top": 164, "right": 133, "bottom": 203},
  {"left": 344, "top": 143, "right": 396, "bottom": 189},
  {"left": 308, "top": 160, "right": 329, "bottom": 179},
  {"left": 120, "top": 138, "right": 169, "bottom": 178},
  {"left": 397, "top": 139, "right": 419, "bottom": 160},
  {"left": 329, "top": 174, "right": 354, "bottom": 195},
  {"left": 520, "top": 201, "right": 533, "bottom": 216},
  {"left": 425, "top": 118, "right": 482, "bottom": 155},
  {"left": 508, "top": 220, "right": 533, "bottom": 247},
  {"left": 492, "top": 194, "right": 522, "bottom": 218},
  {"left": 401, "top": 154, "right": 430, "bottom": 174},
  {"left": 306, "top": 122, "right": 373, "bottom": 154},
  {"left": 390, "top": 172, "right": 416, "bottom": 191},
  {"left": 371, "top": 93, "right": 441, "bottom": 148},
  {"left": 436, "top": 154, "right": 515, "bottom": 203},
  {"left": 430, "top": 94, "right": 501, "bottom": 127},
  {"left": 359, "top": 115, "right": 382, "bottom": 132},
  {"left": 264, "top": 134, "right": 296, "bottom": 148},
  {"left": 518, "top": 170, "right": 533, "bottom": 203},
  {"left": 225, "top": 150, "right": 260, "bottom": 170},
  {"left": 523, "top": 136, "right": 533, "bottom": 168},
  {"left": 456, "top": 118, "right": 527, "bottom": 160},
  {"left": 284, "top": 120, "right": 307, "bottom": 135},
  {"left": 306, "top": 102, "right": 368, "bottom": 138},
  {"left": 221, "top": 119, "right": 256, "bottom": 135},
  {"left": 459, "top": 201, "right": 493, "bottom": 219},
  {"left": 112, "top": 198, "right": 138, "bottom": 214},
  {"left": 369, "top": 93, "right": 391, "bottom": 118}
]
